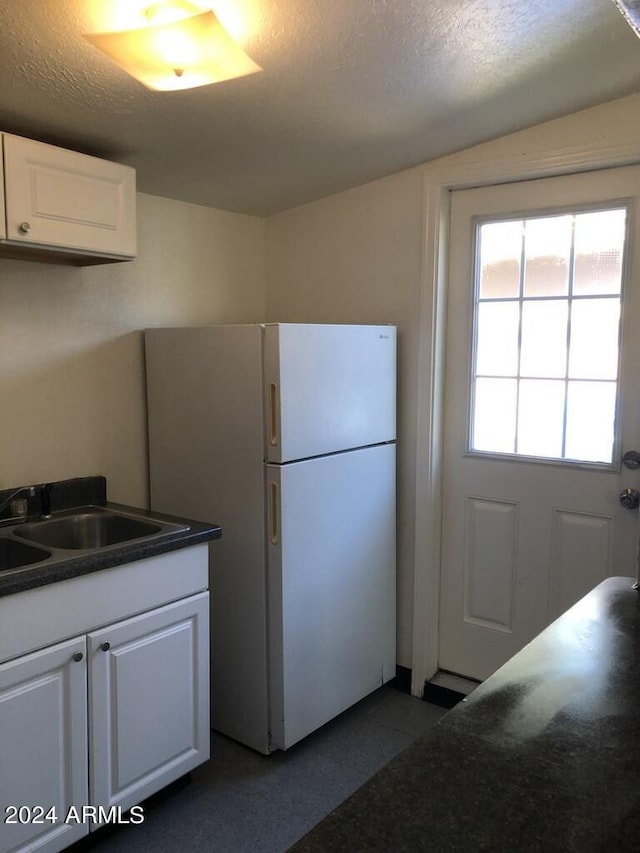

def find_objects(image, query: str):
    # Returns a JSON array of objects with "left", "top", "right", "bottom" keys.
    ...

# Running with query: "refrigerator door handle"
[
  {"left": 269, "top": 481, "right": 280, "bottom": 545},
  {"left": 269, "top": 383, "right": 279, "bottom": 446}
]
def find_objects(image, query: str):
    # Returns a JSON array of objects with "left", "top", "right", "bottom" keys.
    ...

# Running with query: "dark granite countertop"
[
  {"left": 291, "top": 576, "right": 640, "bottom": 852},
  {"left": 0, "top": 477, "right": 221, "bottom": 598}
]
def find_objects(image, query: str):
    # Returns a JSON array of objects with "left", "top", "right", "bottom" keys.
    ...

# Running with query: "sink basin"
[
  {"left": 0, "top": 537, "right": 51, "bottom": 571},
  {"left": 16, "top": 508, "right": 167, "bottom": 551}
]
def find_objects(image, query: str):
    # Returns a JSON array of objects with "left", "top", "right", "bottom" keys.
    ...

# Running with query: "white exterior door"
[{"left": 439, "top": 166, "right": 640, "bottom": 681}]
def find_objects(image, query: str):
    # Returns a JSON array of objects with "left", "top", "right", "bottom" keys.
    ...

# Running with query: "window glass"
[
  {"left": 523, "top": 215, "right": 572, "bottom": 297},
  {"left": 568, "top": 298, "right": 620, "bottom": 381},
  {"left": 574, "top": 210, "right": 625, "bottom": 296},
  {"left": 478, "top": 221, "right": 522, "bottom": 299},
  {"left": 565, "top": 381, "right": 617, "bottom": 463},
  {"left": 476, "top": 302, "right": 519, "bottom": 376},
  {"left": 473, "top": 378, "right": 517, "bottom": 454},
  {"left": 470, "top": 206, "right": 626, "bottom": 464},
  {"left": 517, "top": 380, "right": 565, "bottom": 458},
  {"left": 520, "top": 300, "right": 568, "bottom": 378}
]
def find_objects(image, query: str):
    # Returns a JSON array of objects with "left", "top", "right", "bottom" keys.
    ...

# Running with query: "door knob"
[
  {"left": 18, "top": 222, "right": 31, "bottom": 234},
  {"left": 623, "top": 450, "right": 640, "bottom": 470},
  {"left": 619, "top": 488, "right": 640, "bottom": 510}
]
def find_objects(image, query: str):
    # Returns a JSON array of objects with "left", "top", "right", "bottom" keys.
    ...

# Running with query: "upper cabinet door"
[{"left": 2, "top": 133, "right": 136, "bottom": 260}]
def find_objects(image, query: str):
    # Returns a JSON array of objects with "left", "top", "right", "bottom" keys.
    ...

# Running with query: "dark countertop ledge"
[
  {"left": 0, "top": 497, "right": 221, "bottom": 599},
  {"left": 291, "top": 576, "right": 640, "bottom": 853}
]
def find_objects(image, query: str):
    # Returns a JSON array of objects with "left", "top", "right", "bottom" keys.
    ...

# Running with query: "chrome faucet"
[{"left": 0, "top": 486, "right": 36, "bottom": 521}]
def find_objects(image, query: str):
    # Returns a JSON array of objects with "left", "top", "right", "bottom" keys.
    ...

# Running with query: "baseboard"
[{"left": 392, "top": 664, "right": 412, "bottom": 694}]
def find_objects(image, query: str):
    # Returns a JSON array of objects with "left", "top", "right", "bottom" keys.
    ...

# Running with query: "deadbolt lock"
[{"left": 623, "top": 450, "right": 640, "bottom": 470}]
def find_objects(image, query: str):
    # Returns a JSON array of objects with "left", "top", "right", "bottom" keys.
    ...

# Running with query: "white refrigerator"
[{"left": 145, "top": 323, "right": 396, "bottom": 753}]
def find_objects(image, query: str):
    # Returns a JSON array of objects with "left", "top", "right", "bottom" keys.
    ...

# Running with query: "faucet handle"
[{"left": 9, "top": 498, "right": 29, "bottom": 518}]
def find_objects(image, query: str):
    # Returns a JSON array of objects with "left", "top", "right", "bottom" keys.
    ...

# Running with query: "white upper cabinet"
[{"left": 0, "top": 133, "right": 136, "bottom": 264}]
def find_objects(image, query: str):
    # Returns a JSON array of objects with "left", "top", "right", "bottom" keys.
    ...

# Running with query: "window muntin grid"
[{"left": 470, "top": 206, "right": 627, "bottom": 465}]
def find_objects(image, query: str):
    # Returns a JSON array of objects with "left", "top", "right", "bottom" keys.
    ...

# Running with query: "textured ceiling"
[{"left": 1, "top": 0, "right": 640, "bottom": 215}]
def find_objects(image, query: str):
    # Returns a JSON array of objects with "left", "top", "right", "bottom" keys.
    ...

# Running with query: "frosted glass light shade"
[
  {"left": 85, "top": 9, "right": 262, "bottom": 91},
  {"left": 612, "top": 1, "right": 640, "bottom": 38}
]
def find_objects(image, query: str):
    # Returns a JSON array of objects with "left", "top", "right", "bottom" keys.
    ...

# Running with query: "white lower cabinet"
[
  {"left": 0, "top": 591, "right": 209, "bottom": 853},
  {"left": 0, "top": 637, "right": 89, "bottom": 853},
  {"left": 89, "top": 594, "right": 210, "bottom": 815}
]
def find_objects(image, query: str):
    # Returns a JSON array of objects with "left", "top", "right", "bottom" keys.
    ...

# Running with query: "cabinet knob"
[
  {"left": 72, "top": 651, "right": 84, "bottom": 663},
  {"left": 101, "top": 642, "right": 111, "bottom": 652},
  {"left": 18, "top": 221, "right": 31, "bottom": 234}
]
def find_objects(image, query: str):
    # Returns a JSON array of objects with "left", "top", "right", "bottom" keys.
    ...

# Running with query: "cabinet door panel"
[
  {"left": 89, "top": 593, "right": 209, "bottom": 815},
  {"left": 0, "top": 638, "right": 88, "bottom": 853},
  {"left": 3, "top": 133, "right": 136, "bottom": 258}
]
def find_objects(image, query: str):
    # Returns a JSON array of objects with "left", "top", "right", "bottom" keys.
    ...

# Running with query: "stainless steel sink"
[
  {"left": 15, "top": 507, "right": 186, "bottom": 551},
  {"left": 0, "top": 537, "right": 51, "bottom": 571}
]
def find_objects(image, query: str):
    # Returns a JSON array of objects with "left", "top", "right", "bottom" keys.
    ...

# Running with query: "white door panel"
[
  {"left": 267, "top": 443, "right": 396, "bottom": 749},
  {"left": 264, "top": 324, "right": 396, "bottom": 462},
  {"left": 440, "top": 166, "right": 640, "bottom": 681}
]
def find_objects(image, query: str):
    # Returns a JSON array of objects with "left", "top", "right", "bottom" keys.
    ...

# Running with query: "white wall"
[
  {"left": 265, "top": 91, "right": 640, "bottom": 669},
  {"left": 0, "top": 192, "right": 265, "bottom": 507}
]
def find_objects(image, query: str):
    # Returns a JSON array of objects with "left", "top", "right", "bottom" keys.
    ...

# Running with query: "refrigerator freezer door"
[
  {"left": 267, "top": 443, "right": 396, "bottom": 751},
  {"left": 264, "top": 324, "right": 396, "bottom": 463}
]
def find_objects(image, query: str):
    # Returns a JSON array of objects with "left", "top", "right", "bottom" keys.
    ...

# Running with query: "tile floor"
[{"left": 89, "top": 686, "right": 448, "bottom": 853}]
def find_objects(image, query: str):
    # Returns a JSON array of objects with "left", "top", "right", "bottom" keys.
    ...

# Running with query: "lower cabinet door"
[
  {"left": 0, "top": 637, "right": 89, "bottom": 853},
  {"left": 88, "top": 592, "right": 209, "bottom": 818}
]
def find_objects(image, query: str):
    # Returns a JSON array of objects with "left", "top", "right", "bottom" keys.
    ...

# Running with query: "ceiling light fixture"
[
  {"left": 611, "top": 0, "right": 640, "bottom": 38},
  {"left": 84, "top": 1, "right": 262, "bottom": 91}
]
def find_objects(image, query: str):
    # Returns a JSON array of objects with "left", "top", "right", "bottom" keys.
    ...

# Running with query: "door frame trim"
[{"left": 410, "top": 134, "right": 640, "bottom": 697}]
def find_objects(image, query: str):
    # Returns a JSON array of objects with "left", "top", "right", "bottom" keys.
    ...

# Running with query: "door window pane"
[
  {"left": 478, "top": 221, "right": 522, "bottom": 299},
  {"left": 565, "top": 381, "right": 616, "bottom": 463},
  {"left": 523, "top": 215, "right": 572, "bottom": 297},
  {"left": 473, "top": 378, "right": 517, "bottom": 454},
  {"left": 574, "top": 210, "right": 625, "bottom": 296},
  {"left": 476, "top": 302, "right": 519, "bottom": 376},
  {"left": 520, "top": 300, "right": 568, "bottom": 378},
  {"left": 517, "top": 380, "right": 565, "bottom": 458},
  {"left": 569, "top": 299, "right": 620, "bottom": 380},
  {"left": 470, "top": 205, "right": 627, "bottom": 464}
]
